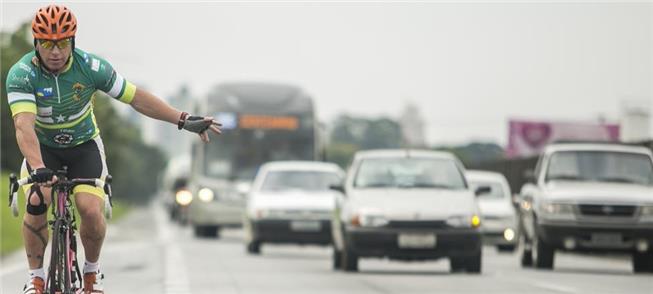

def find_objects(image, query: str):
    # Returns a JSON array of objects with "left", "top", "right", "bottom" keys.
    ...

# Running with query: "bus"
[{"left": 188, "top": 82, "right": 320, "bottom": 238}]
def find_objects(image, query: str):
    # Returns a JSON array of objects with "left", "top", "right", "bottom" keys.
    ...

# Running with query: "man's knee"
[
  {"left": 26, "top": 186, "right": 49, "bottom": 216},
  {"left": 75, "top": 192, "right": 104, "bottom": 221}
]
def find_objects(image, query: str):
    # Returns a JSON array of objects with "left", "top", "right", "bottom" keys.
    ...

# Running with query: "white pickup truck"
[{"left": 518, "top": 143, "right": 653, "bottom": 273}]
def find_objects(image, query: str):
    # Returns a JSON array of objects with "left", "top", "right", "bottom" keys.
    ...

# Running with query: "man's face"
[{"left": 35, "top": 38, "right": 72, "bottom": 72}]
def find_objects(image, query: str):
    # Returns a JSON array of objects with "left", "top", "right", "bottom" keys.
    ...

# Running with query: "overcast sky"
[{"left": 2, "top": 1, "right": 652, "bottom": 146}]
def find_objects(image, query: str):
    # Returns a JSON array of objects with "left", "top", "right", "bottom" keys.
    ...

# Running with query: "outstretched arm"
[{"left": 129, "top": 88, "right": 221, "bottom": 142}]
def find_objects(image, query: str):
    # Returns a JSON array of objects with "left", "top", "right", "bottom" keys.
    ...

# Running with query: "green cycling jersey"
[{"left": 5, "top": 48, "right": 136, "bottom": 148}]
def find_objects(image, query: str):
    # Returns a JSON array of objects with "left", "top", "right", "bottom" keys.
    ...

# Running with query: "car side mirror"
[
  {"left": 523, "top": 169, "right": 536, "bottom": 183},
  {"left": 329, "top": 184, "right": 345, "bottom": 194},
  {"left": 511, "top": 194, "right": 521, "bottom": 207},
  {"left": 475, "top": 186, "right": 491, "bottom": 197}
]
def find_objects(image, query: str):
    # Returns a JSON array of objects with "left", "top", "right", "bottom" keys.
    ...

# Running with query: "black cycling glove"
[
  {"left": 178, "top": 112, "right": 219, "bottom": 134},
  {"left": 30, "top": 167, "right": 54, "bottom": 183}
]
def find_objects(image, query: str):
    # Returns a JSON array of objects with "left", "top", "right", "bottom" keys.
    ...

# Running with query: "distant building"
[
  {"left": 399, "top": 102, "right": 426, "bottom": 148},
  {"left": 620, "top": 101, "right": 651, "bottom": 142}
]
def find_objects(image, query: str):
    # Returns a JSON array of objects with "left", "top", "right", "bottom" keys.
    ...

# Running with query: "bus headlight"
[
  {"left": 198, "top": 188, "right": 215, "bottom": 202},
  {"left": 175, "top": 190, "right": 193, "bottom": 206}
]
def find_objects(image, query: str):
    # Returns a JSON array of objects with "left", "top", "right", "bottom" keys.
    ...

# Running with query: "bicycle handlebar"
[{"left": 8, "top": 173, "right": 113, "bottom": 218}]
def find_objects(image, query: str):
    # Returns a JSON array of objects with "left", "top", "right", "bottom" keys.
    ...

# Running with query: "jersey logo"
[
  {"left": 53, "top": 133, "right": 74, "bottom": 145},
  {"left": 36, "top": 87, "right": 54, "bottom": 99},
  {"left": 37, "top": 106, "right": 53, "bottom": 117},
  {"left": 72, "top": 83, "right": 85, "bottom": 101},
  {"left": 91, "top": 58, "right": 100, "bottom": 72}
]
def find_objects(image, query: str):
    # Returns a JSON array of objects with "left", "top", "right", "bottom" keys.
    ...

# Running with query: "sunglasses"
[{"left": 39, "top": 38, "right": 72, "bottom": 50}]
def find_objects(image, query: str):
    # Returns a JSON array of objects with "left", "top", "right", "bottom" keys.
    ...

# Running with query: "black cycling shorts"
[{"left": 21, "top": 136, "right": 108, "bottom": 198}]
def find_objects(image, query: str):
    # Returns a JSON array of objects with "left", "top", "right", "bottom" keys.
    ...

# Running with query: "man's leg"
[
  {"left": 23, "top": 186, "right": 51, "bottom": 272},
  {"left": 74, "top": 192, "right": 106, "bottom": 264}
]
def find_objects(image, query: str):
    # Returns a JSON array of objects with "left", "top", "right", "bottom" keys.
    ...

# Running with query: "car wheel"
[
  {"left": 332, "top": 248, "right": 342, "bottom": 270},
  {"left": 247, "top": 240, "right": 261, "bottom": 255},
  {"left": 519, "top": 235, "right": 533, "bottom": 267},
  {"left": 341, "top": 245, "right": 358, "bottom": 272},
  {"left": 449, "top": 257, "right": 466, "bottom": 273},
  {"left": 633, "top": 252, "right": 653, "bottom": 273},
  {"left": 497, "top": 245, "right": 516, "bottom": 252},
  {"left": 533, "top": 233, "right": 554, "bottom": 269},
  {"left": 193, "top": 225, "right": 206, "bottom": 237},
  {"left": 465, "top": 251, "right": 482, "bottom": 274}
]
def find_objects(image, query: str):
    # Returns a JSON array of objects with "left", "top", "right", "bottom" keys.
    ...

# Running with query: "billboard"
[{"left": 506, "top": 120, "right": 620, "bottom": 158}]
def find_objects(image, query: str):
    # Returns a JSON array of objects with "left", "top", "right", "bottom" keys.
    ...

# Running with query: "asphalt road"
[{"left": 2, "top": 203, "right": 652, "bottom": 294}]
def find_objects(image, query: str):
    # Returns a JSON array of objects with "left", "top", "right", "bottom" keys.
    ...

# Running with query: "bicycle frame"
[{"left": 47, "top": 183, "right": 81, "bottom": 293}]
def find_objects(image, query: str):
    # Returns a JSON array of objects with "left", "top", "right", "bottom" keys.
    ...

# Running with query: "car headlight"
[
  {"left": 446, "top": 214, "right": 481, "bottom": 228},
  {"left": 539, "top": 202, "right": 575, "bottom": 219},
  {"left": 175, "top": 190, "right": 193, "bottom": 206},
  {"left": 640, "top": 206, "right": 653, "bottom": 217},
  {"left": 351, "top": 208, "right": 388, "bottom": 227},
  {"left": 541, "top": 203, "right": 574, "bottom": 214},
  {"left": 198, "top": 188, "right": 214, "bottom": 202}
]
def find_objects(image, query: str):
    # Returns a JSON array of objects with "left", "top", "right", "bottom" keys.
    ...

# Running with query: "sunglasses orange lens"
[{"left": 39, "top": 39, "right": 71, "bottom": 50}]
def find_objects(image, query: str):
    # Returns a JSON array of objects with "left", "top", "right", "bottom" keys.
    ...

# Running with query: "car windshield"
[
  {"left": 261, "top": 170, "right": 342, "bottom": 192},
  {"left": 469, "top": 181, "right": 505, "bottom": 199},
  {"left": 546, "top": 151, "right": 653, "bottom": 186},
  {"left": 354, "top": 157, "right": 466, "bottom": 189}
]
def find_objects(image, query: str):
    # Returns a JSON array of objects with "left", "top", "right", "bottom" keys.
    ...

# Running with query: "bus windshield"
[{"left": 204, "top": 128, "right": 315, "bottom": 181}]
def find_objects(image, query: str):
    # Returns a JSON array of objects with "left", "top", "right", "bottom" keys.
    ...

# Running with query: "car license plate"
[
  {"left": 591, "top": 233, "right": 622, "bottom": 246},
  {"left": 398, "top": 233, "right": 436, "bottom": 248},
  {"left": 290, "top": 221, "right": 321, "bottom": 232}
]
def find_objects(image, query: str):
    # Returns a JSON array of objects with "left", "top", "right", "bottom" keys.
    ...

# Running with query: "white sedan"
[
  {"left": 466, "top": 170, "right": 519, "bottom": 252},
  {"left": 244, "top": 161, "right": 344, "bottom": 254}
]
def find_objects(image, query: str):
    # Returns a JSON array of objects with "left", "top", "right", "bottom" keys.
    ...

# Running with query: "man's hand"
[
  {"left": 181, "top": 115, "right": 222, "bottom": 143},
  {"left": 30, "top": 167, "right": 58, "bottom": 186}
]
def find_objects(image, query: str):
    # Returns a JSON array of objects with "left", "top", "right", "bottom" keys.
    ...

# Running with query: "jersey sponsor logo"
[
  {"left": 91, "top": 58, "right": 100, "bottom": 72},
  {"left": 83, "top": 53, "right": 90, "bottom": 63},
  {"left": 72, "top": 83, "right": 86, "bottom": 101},
  {"left": 36, "top": 87, "right": 54, "bottom": 99},
  {"left": 53, "top": 133, "right": 74, "bottom": 145},
  {"left": 18, "top": 63, "right": 35, "bottom": 77},
  {"left": 10, "top": 73, "right": 30, "bottom": 84},
  {"left": 37, "top": 106, "right": 53, "bottom": 117}
]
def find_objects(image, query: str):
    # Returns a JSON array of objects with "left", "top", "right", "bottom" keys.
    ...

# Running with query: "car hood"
[
  {"left": 543, "top": 181, "right": 653, "bottom": 204},
  {"left": 346, "top": 188, "right": 477, "bottom": 220},
  {"left": 478, "top": 199, "right": 514, "bottom": 217},
  {"left": 249, "top": 190, "right": 336, "bottom": 211}
]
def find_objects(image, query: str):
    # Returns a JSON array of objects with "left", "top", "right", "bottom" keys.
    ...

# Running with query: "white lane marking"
[
  {"left": 534, "top": 282, "right": 579, "bottom": 294},
  {"left": 153, "top": 203, "right": 191, "bottom": 294}
]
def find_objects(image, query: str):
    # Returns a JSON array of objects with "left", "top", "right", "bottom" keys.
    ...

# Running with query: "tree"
[
  {"left": 326, "top": 114, "right": 404, "bottom": 168},
  {"left": 1, "top": 22, "right": 32, "bottom": 170}
]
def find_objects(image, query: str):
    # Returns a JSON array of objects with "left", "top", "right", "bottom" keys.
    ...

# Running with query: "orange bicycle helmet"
[{"left": 32, "top": 5, "right": 77, "bottom": 40}]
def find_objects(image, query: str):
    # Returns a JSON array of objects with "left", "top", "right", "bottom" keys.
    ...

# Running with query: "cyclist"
[{"left": 5, "top": 5, "right": 221, "bottom": 294}]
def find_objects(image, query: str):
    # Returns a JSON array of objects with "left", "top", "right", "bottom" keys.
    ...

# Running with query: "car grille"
[
  {"left": 578, "top": 204, "right": 636, "bottom": 217},
  {"left": 386, "top": 220, "right": 449, "bottom": 229}
]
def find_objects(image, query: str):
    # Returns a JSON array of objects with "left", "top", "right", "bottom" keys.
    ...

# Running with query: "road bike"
[{"left": 9, "top": 167, "right": 113, "bottom": 294}]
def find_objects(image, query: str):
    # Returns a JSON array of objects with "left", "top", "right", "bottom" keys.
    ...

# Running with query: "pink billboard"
[{"left": 506, "top": 120, "right": 620, "bottom": 158}]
